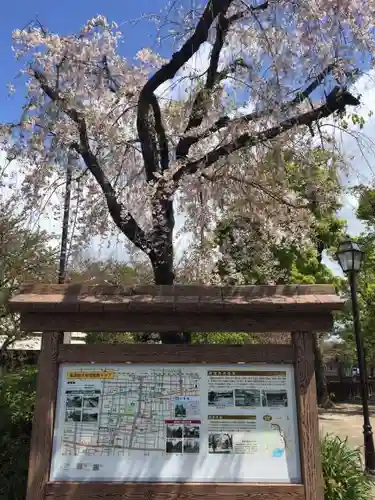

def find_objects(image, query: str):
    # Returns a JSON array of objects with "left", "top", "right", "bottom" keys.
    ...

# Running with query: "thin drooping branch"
[
  {"left": 202, "top": 172, "right": 310, "bottom": 209},
  {"left": 33, "top": 69, "right": 153, "bottom": 255},
  {"left": 174, "top": 87, "right": 360, "bottom": 182}
]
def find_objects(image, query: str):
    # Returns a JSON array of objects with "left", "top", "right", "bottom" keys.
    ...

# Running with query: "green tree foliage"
[
  {"left": 213, "top": 147, "right": 346, "bottom": 406},
  {"left": 333, "top": 189, "right": 375, "bottom": 370},
  {"left": 192, "top": 333, "right": 258, "bottom": 344},
  {"left": 214, "top": 147, "right": 346, "bottom": 286},
  {"left": 335, "top": 234, "right": 375, "bottom": 371},
  {"left": 214, "top": 147, "right": 345, "bottom": 287},
  {"left": 0, "top": 209, "right": 57, "bottom": 352}
]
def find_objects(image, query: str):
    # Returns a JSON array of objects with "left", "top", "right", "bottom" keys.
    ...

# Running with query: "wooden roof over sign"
[{"left": 9, "top": 283, "right": 344, "bottom": 314}]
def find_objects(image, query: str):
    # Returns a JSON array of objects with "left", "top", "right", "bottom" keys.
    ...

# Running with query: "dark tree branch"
[
  {"left": 177, "top": 63, "right": 345, "bottom": 156},
  {"left": 143, "top": 0, "right": 235, "bottom": 95},
  {"left": 137, "top": 95, "right": 162, "bottom": 182},
  {"left": 33, "top": 69, "right": 152, "bottom": 255},
  {"left": 150, "top": 96, "right": 169, "bottom": 172},
  {"left": 250, "top": 0, "right": 268, "bottom": 10},
  {"left": 137, "top": 0, "right": 235, "bottom": 180},
  {"left": 102, "top": 55, "right": 121, "bottom": 93},
  {"left": 137, "top": 93, "right": 169, "bottom": 181},
  {"left": 135, "top": 1, "right": 236, "bottom": 285},
  {"left": 176, "top": 9, "right": 233, "bottom": 159},
  {"left": 174, "top": 87, "right": 360, "bottom": 183},
  {"left": 175, "top": 7, "right": 254, "bottom": 160},
  {"left": 291, "top": 64, "right": 336, "bottom": 105}
]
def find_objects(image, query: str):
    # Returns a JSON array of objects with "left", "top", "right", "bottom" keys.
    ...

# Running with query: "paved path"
[{"left": 319, "top": 403, "right": 375, "bottom": 498}]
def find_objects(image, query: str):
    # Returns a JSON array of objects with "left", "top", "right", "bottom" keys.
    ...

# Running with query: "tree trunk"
[
  {"left": 153, "top": 260, "right": 190, "bottom": 345},
  {"left": 313, "top": 333, "right": 334, "bottom": 409},
  {"left": 139, "top": 232, "right": 189, "bottom": 345}
]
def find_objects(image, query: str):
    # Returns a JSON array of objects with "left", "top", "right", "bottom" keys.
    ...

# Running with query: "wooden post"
[
  {"left": 292, "top": 331, "right": 324, "bottom": 500},
  {"left": 26, "top": 332, "right": 63, "bottom": 500}
]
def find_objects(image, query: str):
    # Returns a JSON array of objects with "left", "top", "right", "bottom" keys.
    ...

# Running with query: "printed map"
[{"left": 61, "top": 368, "right": 201, "bottom": 457}]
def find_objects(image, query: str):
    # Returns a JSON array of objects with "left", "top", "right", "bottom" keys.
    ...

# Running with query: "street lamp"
[{"left": 336, "top": 239, "right": 375, "bottom": 474}]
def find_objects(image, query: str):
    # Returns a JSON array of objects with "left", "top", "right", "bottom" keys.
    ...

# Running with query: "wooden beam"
[
  {"left": 16, "top": 282, "right": 336, "bottom": 296},
  {"left": 57, "top": 343, "right": 294, "bottom": 364},
  {"left": 9, "top": 284, "right": 344, "bottom": 315},
  {"left": 44, "top": 482, "right": 305, "bottom": 500},
  {"left": 20, "top": 311, "right": 333, "bottom": 333},
  {"left": 292, "top": 332, "right": 324, "bottom": 500}
]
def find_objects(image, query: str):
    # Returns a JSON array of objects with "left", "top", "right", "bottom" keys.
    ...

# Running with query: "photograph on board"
[
  {"left": 208, "top": 433, "right": 233, "bottom": 454},
  {"left": 65, "top": 409, "right": 82, "bottom": 422},
  {"left": 83, "top": 396, "right": 100, "bottom": 408},
  {"left": 183, "top": 425, "right": 200, "bottom": 438},
  {"left": 174, "top": 403, "right": 187, "bottom": 418},
  {"left": 66, "top": 394, "right": 83, "bottom": 408},
  {"left": 166, "top": 439, "right": 183, "bottom": 453},
  {"left": 234, "top": 389, "right": 261, "bottom": 407},
  {"left": 166, "top": 424, "right": 183, "bottom": 439},
  {"left": 208, "top": 390, "right": 234, "bottom": 407},
  {"left": 81, "top": 409, "right": 99, "bottom": 422},
  {"left": 262, "top": 390, "right": 288, "bottom": 407},
  {"left": 183, "top": 439, "right": 200, "bottom": 453}
]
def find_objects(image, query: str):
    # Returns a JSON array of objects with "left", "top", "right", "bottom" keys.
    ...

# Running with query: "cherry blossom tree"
[{"left": 2, "top": 1, "right": 370, "bottom": 340}]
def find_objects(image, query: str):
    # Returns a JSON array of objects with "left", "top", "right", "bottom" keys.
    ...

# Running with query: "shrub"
[
  {"left": 0, "top": 365, "right": 37, "bottom": 500},
  {"left": 321, "top": 434, "right": 372, "bottom": 500}
]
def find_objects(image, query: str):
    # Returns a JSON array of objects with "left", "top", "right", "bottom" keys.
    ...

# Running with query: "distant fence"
[{"left": 327, "top": 379, "right": 375, "bottom": 402}]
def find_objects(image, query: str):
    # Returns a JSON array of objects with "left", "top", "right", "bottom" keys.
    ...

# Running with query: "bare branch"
[{"left": 33, "top": 69, "right": 152, "bottom": 255}]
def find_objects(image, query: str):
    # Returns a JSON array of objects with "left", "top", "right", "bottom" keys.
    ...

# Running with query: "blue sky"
[{"left": 0, "top": 0, "right": 174, "bottom": 123}]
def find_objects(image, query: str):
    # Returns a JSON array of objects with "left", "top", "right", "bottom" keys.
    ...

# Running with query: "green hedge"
[{"left": 0, "top": 367, "right": 373, "bottom": 500}]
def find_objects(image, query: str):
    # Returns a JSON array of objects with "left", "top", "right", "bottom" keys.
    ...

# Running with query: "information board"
[{"left": 50, "top": 363, "right": 301, "bottom": 483}]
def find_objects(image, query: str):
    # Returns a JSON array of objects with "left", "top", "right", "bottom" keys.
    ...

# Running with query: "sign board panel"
[{"left": 51, "top": 364, "right": 301, "bottom": 483}]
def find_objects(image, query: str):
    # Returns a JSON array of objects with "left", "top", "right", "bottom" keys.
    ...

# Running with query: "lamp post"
[{"left": 336, "top": 239, "right": 375, "bottom": 474}]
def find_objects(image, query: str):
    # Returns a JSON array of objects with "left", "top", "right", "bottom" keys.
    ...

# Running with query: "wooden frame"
[
  {"left": 9, "top": 284, "right": 343, "bottom": 500},
  {"left": 20, "top": 311, "right": 333, "bottom": 333}
]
